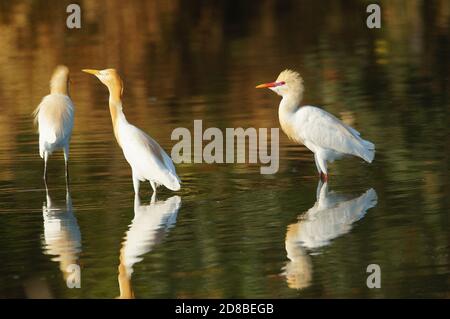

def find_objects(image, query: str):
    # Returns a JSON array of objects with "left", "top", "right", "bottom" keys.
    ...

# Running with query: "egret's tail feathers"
[
  {"left": 163, "top": 173, "right": 181, "bottom": 191},
  {"left": 358, "top": 139, "right": 375, "bottom": 163}
]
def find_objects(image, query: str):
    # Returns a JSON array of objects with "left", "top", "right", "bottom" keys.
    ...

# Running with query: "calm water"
[{"left": 0, "top": 0, "right": 449, "bottom": 298}]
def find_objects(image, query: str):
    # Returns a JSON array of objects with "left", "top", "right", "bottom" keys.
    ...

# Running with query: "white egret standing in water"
[
  {"left": 256, "top": 70, "right": 375, "bottom": 180},
  {"left": 33, "top": 65, "right": 74, "bottom": 181},
  {"left": 82, "top": 69, "right": 181, "bottom": 195}
]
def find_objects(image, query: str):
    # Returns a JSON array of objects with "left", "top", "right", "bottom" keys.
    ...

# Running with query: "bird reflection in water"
[
  {"left": 117, "top": 195, "right": 181, "bottom": 299},
  {"left": 41, "top": 183, "right": 81, "bottom": 286},
  {"left": 282, "top": 181, "right": 377, "bottom": 290}
]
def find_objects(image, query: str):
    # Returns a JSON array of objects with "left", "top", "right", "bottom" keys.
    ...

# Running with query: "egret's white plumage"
[
  {"left": 120, "top": 123, "right": 180, "bottom": 191},
  {"left": 257, "top": 69, "right": 375, "bottom": 179},
  {"left": 33, "top": 65, "right": 74, "bottom": 180},
  {"left": 82, "top": 68, "right": 180, "bottom": 194}
]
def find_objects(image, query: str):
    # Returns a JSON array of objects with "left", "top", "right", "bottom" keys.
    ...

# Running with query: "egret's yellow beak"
[
  {"left": 82, "top": 69, "right": 100, "bottom": 76},
  {"left": 255, "top": 81, "right": 285, "bottom": 89}
]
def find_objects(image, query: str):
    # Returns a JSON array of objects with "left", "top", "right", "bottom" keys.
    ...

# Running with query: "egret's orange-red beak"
[{"left": 255, "top": 81, "right": 285, "bottom": 89}]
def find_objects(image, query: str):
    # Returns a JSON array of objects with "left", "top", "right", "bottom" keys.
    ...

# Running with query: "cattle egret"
[
  {"left": 256, "top": 69, "right": 375, "bottom": 180},
  {"left": 82, "top": 69, "right": 181, "bottom": 195},
  {"left": 33, "top": 65, "right": 75, "bottom": 181}
]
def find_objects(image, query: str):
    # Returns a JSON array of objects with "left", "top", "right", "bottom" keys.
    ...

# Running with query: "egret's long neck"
[
  {"left": 107, "top": 85, "right": 126, "bottom": 147},
  {"left": 278, "top": 82, "right": 303, "bottom": 115},
  {"left": 278, "top": 93, "right": 302, "bottom": 141},
  {"left": 278, "top": 93, "right": 301, "bottom": 121},
  {"left": 50, "top": 77, "right": 69, "bottom": 95}
]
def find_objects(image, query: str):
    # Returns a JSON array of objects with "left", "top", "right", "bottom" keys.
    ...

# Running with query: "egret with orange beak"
[
  {"left": 33, "top": 65, "right": 74, "bottom": 181},
  {"left": 82, "top": 69, "right": 180, "bottom": 195},
  {"left": 256, "top": 70, "right": 375, "bottom": 180}
]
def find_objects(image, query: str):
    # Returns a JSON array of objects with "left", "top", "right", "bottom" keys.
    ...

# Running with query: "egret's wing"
[
  {"left": 35, "top": 94, "right": 74, "bottom": 144},
  {"left": 120, "top": 124, "right": 180, "bottom": 189},
  {"left": 295, "top": 106, "right": 374, "bottom": 162}
]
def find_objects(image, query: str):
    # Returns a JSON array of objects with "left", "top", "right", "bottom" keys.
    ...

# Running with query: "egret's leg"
[
  {"left": 316, "top": 153, "right": 328, "bottom": 181},
  {"left": 43, "top": 151, "right": 49, "bottom": 181},
  {"left": 150, "top": 181, "right": 157, "bottom": 194},
  {"left": 314, "top": 153, "right": 322, "bottom": 175},
  {"left": 63, "top": 145, "right": 70, "bottom": 183},
  {"left": 132, "top": 174, "right": 140, "bottom": 195}
]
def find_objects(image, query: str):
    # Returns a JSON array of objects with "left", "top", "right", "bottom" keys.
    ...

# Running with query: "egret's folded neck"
[
  {"left": 280, "top": 93, "right": 302, "bottom": 113},
  {"left": 50, "top": 80, "right": 69, "bottom": 95},
  {"left": 108, "top": 83, "right": 123, "bottom": 102},
  {"left": 108, "top": 86, "right": 125, "bottom": 146}
]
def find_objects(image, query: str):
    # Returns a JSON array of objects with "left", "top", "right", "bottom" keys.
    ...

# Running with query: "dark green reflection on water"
[{"left": 0, "top": 0, "right": 448, "bottom": 298}]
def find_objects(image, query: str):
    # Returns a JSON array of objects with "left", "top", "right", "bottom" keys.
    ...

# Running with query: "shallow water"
[{"left": 0, "top": 0, "right": 449, "bottom": 298}]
